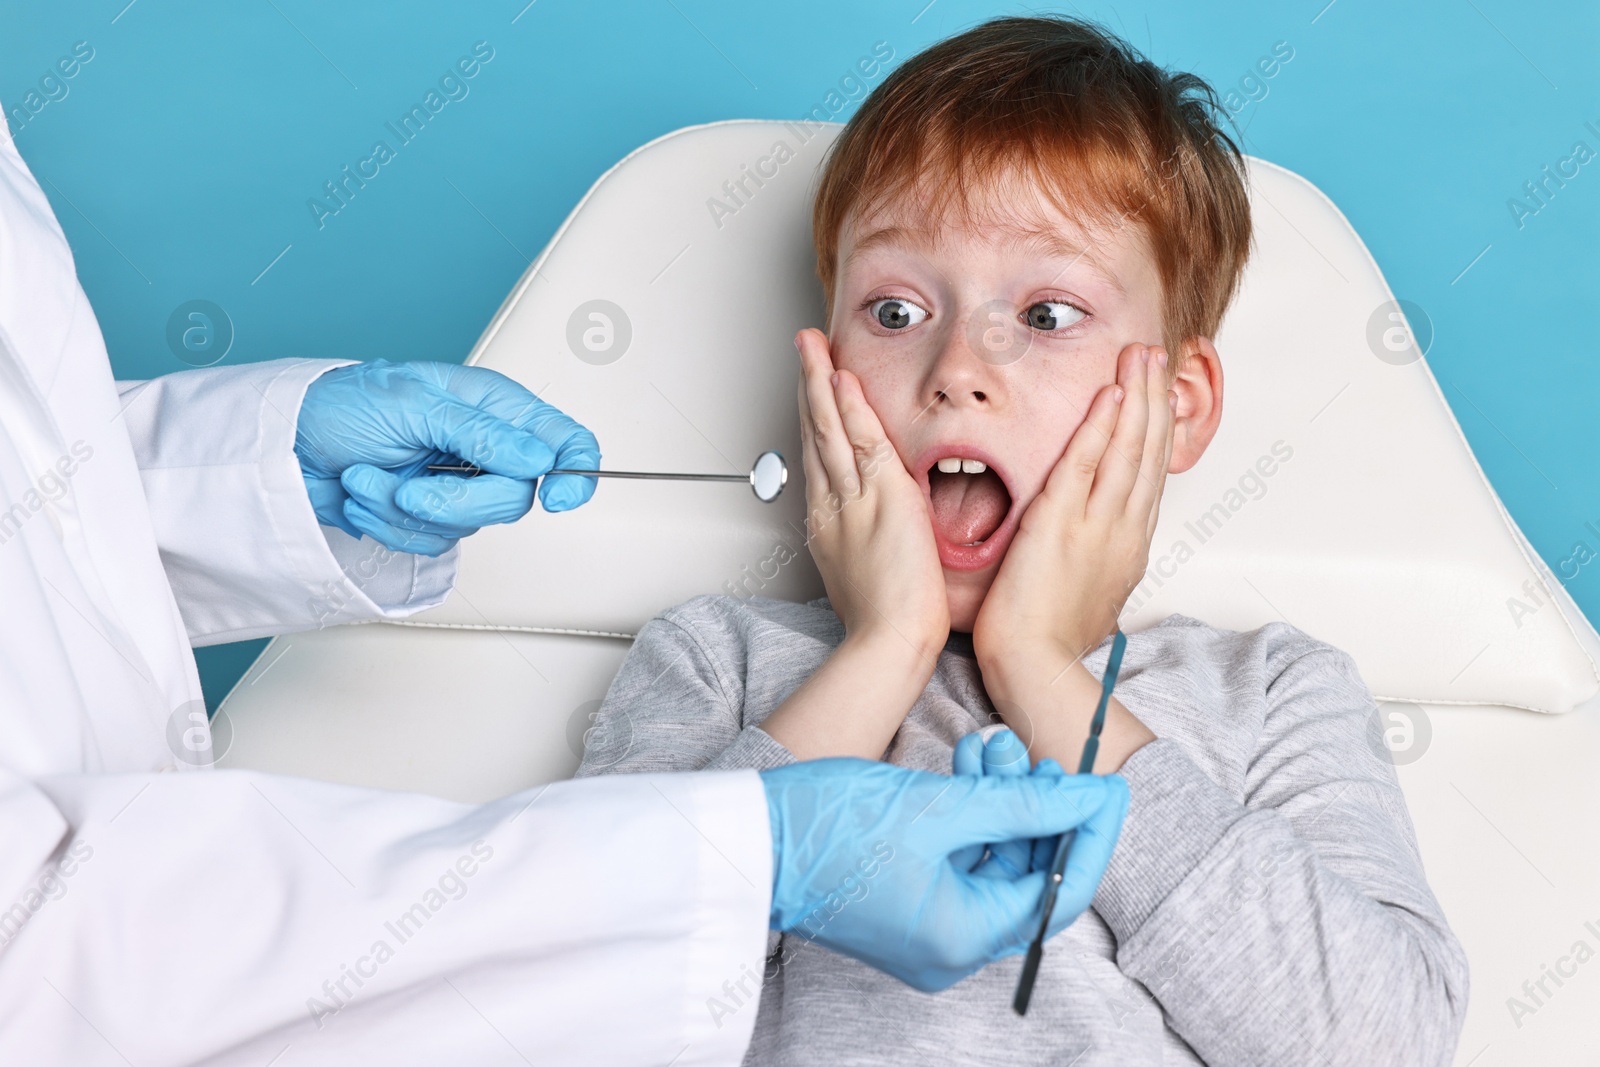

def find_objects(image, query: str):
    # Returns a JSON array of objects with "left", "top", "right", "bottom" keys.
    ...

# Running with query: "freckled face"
[{"left": 827, "top": 175, "right": 1167, "bottom": 630}]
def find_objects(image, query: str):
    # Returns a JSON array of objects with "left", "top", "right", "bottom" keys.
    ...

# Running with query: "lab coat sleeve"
[
  {"left": 0, "top": 765, "right": 772, "bottom": 1067},
  {"left": 115, "top": 358, "right": 457, "bottom": 645}
]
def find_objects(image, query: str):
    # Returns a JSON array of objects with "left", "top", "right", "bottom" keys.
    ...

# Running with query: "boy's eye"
[
  {"left": 868, "top": 298, "right": 929, "bottom": 330},
  {"left": 1025, "top": 301, "right": 1086, "bottom": 331}
]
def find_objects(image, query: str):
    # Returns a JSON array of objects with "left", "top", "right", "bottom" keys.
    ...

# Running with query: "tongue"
[{"left": 929, "top": 469, "right": 1009, "bottom": 546}]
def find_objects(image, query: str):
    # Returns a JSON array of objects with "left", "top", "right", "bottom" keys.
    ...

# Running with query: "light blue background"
[{"left": 3, "top": 1, "right": 1596, "bottom": 708}]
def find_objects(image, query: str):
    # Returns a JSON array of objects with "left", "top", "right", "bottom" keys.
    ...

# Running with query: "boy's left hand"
[{"left": 972, "top": 342, "right": 1175, "bottom": 721}]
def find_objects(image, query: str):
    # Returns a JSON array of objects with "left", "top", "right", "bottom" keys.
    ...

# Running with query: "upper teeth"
[{"left": 937, "top": 457, "right": 987, "bottom": 474}]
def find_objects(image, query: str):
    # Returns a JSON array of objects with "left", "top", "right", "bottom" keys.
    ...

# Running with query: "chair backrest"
[
  {"left": 215, "top": 121, "right": 1600, "bottom": 1066},
  {"left": 402, "top": 119, "right": 1598, "bottom": 715}
]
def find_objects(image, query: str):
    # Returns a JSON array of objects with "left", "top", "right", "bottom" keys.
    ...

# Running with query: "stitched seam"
[
  {"left": 375, "top": 618, "right": 636, "bottom": 640},
  {"left": 649, "top": 611, "right": 742, "bottom": 718}
]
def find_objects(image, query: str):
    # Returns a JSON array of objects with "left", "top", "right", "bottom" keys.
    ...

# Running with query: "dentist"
[{"left": 0, "top": 117, "right": 1126, "bottom": 1065}]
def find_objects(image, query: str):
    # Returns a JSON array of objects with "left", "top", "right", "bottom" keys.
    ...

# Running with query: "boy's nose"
[{"left": 922, "top": 309, "right": 1010, "bottom": 409}]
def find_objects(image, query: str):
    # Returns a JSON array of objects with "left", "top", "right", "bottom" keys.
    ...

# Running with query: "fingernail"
[
  {"left": 1157, "top": 350, "right": 1168, "bottom": 368},
  {"left": 1140, "top": 349, "right": 1149, "bottom": 365},
  {"left": 1170, "top": 392, "right": 1178, "bottom": 409},
  {"left": 794, "top": 336, "right": 803, "bottom": 354},
  {"left": 1113, "top": 386, "right": 1125, "bottom": 402},
  {"left": 830, "top": 372, "right": 840, "bottom": 388}
]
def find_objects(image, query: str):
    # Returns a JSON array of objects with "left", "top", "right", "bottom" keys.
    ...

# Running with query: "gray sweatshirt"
[{"left": 575, "top": 595, "right": 1469, "bottom": 1066}]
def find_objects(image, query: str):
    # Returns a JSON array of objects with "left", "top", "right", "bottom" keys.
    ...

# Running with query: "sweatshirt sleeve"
[
  {"left": 574, "top": 610, "right": 797, "bottom": 779},
  {"left": 1091, "top": 648, "right": 1469, "bottom": 1066}
]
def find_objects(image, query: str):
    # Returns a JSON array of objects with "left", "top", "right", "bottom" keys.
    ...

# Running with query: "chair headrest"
[{"left": 414, "top": 119, "right": 1599, "bottom": 714}]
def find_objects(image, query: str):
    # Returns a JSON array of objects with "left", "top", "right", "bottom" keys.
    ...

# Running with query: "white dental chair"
[{"left": 218, "top": 121, "right": 1600, "bottom": 1065}]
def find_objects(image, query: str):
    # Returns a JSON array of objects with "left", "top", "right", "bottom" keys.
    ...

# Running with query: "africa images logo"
[{"left": 307, "top": 42, "right": 496, "bottom": 230}]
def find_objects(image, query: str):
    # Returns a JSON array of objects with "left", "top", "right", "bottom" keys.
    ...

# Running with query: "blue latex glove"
[
  {"left": 760, "top": 756, "right": 1128, "bottom": 993},
  {"left": 951, "top": 726, "right": 1059, "bottom": 879},
  {"left": 293, "top": 360, "right": 600, "bottom": 556}
]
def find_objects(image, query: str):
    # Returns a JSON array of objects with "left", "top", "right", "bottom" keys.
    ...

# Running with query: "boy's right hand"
[{"left": 795, "top": 327, "right": 950, "bottom": 665}]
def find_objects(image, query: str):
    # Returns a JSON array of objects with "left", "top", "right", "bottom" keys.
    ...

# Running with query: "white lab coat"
[{"left": 0, "top": 115, "right": 769, "bottom": 1064}]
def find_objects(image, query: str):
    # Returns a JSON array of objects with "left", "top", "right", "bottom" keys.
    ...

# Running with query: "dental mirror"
[
  {"left": 426, "top": 449, "right": 789, "bottom": 503},
  {"left": 749, "top": 450, "right": 788, "bottom": 503}
]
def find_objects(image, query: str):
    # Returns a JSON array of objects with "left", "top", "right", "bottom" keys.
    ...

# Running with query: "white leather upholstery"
[
  {"left": 223, "top": 624, "right": 628, "bottom": 794},
  {"left": 218, "top": 120, "right": 1600, "bottom": 1064},
  {"left": 1398, "top": 704, "right": 1600, "bottom": 1063},
  {"left": 416, "top": 121, "right": 833, "bottom": 632}
]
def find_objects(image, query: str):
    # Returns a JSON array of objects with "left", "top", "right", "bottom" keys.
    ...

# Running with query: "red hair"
[{"left": 811, "top": 15, "right": 1253, "bottom": 368}]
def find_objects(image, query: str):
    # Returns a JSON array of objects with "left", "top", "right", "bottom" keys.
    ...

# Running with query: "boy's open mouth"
[{"left": 921, "top": 449, "right": 1017, "bottom": 572}]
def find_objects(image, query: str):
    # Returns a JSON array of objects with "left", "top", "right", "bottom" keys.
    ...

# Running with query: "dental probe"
[
  {"left": 1013, "top": 627, "right": 1128, "bottom": 1016},
  {"left": 425, "top": 449, "right": 789, "bottom": 503}
]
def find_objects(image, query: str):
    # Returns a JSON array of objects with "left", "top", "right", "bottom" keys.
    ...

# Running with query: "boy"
[{"left": 577, "top": 16, "right": 1467, "bottom": 1065}]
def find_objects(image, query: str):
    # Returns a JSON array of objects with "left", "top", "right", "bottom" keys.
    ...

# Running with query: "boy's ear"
[{"left": 1168, "top": 336, "right": 1223, "bottom": 474}]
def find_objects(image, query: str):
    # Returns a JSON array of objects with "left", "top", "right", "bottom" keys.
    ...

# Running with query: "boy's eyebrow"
[
  {"left": 845, "top": 224, "right": 1127, "bottom": 295},
  {"left": 1014, "top": 229, "right": 1128, "bottom": 296},
  {"left": 845, "top": 224, "right": 932, "bottom": 263}
]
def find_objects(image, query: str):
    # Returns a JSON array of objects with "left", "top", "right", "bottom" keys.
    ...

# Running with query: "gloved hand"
[
  {"left": 760, "top": 756, "right": 1128, "bottom": 992},
  {"left": 951, "top": 726, "right": 1060, "bottom": 879},
  {"left": 294, "top": 359, "right": 601, "bottom": 556}
]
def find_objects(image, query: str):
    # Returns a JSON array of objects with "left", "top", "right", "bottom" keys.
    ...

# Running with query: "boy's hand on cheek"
[
  {"left": 757, "top": 329, "right": 949, "bottom": 761},
  {"left": 972, "top": 342, "right": 1174, "bottom": 771},
  {"left": 795, "top": 328, "right": 950, "bottom": 659}
]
